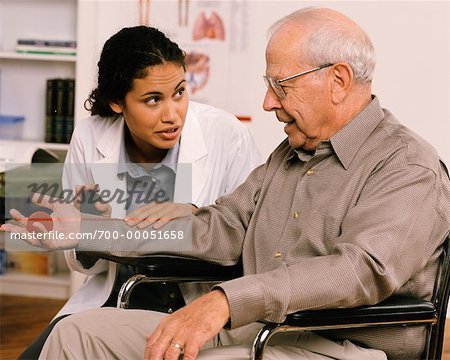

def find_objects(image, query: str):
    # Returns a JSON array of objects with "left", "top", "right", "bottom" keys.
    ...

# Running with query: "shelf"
[
  {"left": 0, "top": 139, "right": 69, "bottom": 150},
  {"left": 0, "top": 271, "right": 70, "bottom": 299},
  {"left": 0, "top": 0, "right": 80, "bottom": 301},
  {"left": 0, "top": 51, "right": 76, "bottom": 63}
]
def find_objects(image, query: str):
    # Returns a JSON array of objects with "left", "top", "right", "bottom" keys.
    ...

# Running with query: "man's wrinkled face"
[{"left": 263, "top": 24, "right": 334, "bottom": 152}]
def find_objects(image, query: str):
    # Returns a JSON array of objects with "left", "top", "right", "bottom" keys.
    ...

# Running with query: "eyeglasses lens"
[{"left": 263, "top": 75, "right": 286, "bottom": 99}]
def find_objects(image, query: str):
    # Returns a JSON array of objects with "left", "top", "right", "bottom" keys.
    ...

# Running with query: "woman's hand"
[
  {"left": 73, "top": 184, "right": 112, "bottom": 217},
  {"left": 124, "top": 202, "right": 196, "bottom": 229}
]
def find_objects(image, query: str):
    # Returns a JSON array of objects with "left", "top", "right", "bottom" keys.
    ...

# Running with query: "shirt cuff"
[
  {"left": 213, "top": 265, "right": 291, "bottom": 329},
  {"left": 214, "top": 276, "right": 266, "bottom": 329}
]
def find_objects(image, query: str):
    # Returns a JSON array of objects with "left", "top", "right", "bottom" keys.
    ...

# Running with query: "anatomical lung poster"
[{"left": 141, "top": 0, "right": 250, "bottom": 110}]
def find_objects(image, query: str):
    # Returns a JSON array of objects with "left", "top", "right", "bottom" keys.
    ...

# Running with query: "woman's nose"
[{"left": 161, "top": 101, "right": 177, "bottom": 123}]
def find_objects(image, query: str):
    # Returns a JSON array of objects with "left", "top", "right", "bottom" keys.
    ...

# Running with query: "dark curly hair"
[{"left": 85, "top": 26, "right": 185, "bottom": 117}]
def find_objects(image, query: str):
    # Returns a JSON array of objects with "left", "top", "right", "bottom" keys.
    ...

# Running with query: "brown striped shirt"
[{"left": 80, "top": 97, "right": 450, "bottom": 359}]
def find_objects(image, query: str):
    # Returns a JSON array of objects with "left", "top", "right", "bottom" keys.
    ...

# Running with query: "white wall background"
[
  {"left": 77, "top": 0, "right": 450, "bottom": 163},
  {"left": 245, "top": 1, "right": 450, "bottom": 163}
]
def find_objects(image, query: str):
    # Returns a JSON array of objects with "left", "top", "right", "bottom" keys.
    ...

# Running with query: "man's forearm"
[{"left": 77, "top": 213, "right": 193, "bottom": 257}]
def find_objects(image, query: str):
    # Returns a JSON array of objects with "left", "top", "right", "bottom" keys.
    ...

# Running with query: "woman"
[{"left": 19, "top": 25, "right": 261, "bottom": 358}]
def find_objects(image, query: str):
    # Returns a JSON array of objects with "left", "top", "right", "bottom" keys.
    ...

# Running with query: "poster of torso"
[{"left": 137, "top": 0, "right": 250, "bottom": 112}]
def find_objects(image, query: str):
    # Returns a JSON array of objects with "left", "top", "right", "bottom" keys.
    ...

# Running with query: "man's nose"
[{"left": 262, "top": 88, "right": 282, "bottom": 112}]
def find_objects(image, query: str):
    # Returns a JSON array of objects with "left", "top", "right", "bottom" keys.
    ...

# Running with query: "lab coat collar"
[
  {"left": 175, "top": 103, "right": 208, "bottom": 204},
  {"left": 91, "top": 105, "right": 209, "bottom": 211}
]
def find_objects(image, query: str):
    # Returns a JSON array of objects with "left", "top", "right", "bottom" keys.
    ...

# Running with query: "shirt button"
[
  {"left": 150, "top": 176, "right": 157, "bottom": 183},
  {"left": 169, "top": 292, "right": 176, "bottom": 299},
  {"left": 275, "top": 251, "right": 282, "bottom": 258},
  {"left": 306, "top": 168, "right": 314, "bottom": 176},
  {"left": 293, "top": 211, "right": 300, "bottom": 219},
  {"left": 168, "top": 308, "right": 173, "bottom": 313}
]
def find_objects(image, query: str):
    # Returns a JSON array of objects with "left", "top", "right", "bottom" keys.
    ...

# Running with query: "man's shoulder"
[{"left": 374, "top": 111, "right": 440, "bottom": 172}]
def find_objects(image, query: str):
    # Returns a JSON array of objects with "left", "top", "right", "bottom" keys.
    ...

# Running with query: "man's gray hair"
[{"left": 269, "top": 7, "right": 376, "bottom": 83}]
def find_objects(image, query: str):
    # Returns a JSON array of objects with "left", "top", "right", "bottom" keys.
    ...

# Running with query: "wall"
[{"left": 76, "top": 0, "right": 450, "bottom": 163}]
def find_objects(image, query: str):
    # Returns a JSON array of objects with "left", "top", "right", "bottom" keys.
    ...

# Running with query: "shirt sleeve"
[
  {"left": 77, "top": 160, "right": 268, "bottom": 263},
  {"left": 217, "top": 157, "right": 450, "bottom": 328}
]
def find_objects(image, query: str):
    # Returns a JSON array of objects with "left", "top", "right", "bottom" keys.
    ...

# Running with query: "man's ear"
[
  {"left": 109, "top": 101, "right": 123, "bottom": 114},
  {"left": 330, "top": 63, "right": 354, "bottom": 104}
]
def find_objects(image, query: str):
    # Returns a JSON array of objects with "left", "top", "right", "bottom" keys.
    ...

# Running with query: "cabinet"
[{"left": 0, "top": 0, "right": 80, "bottom": 299}]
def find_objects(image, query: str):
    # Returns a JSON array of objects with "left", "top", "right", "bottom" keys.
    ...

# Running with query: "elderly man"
[{"left": 3, "top": 7, "right": 450, "bottom": 360}]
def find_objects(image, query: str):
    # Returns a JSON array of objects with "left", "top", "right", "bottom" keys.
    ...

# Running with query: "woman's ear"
[
  {"left": 109, "top": 101, "right": 123, "bottom": 114},
  {"left": 330, "top": 63, "right": 354, "bottom": 104}
]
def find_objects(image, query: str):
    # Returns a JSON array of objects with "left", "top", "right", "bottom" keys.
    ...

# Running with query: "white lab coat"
[{"left": 56, "top": 101, "right": 262, "bottom": 317}]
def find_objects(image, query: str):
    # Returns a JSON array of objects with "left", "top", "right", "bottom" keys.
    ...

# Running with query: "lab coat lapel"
[
  {"left": 174, "top": 106, "right": 208, "bottom": 204},
  {"left": 90, "top": 118, "right": 127, "bottom": 218}
]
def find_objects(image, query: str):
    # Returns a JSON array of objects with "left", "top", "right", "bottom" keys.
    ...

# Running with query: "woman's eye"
[
  {"left": 145, "top": 96, "right": 160, "bottom": 105},
  {"left": 174, "top": 88, "right": 186, "bottom": 98}
]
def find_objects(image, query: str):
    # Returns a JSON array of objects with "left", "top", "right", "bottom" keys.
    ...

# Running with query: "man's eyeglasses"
[{"left": 263, "top": 63, "right": 334, "bottom": 99}]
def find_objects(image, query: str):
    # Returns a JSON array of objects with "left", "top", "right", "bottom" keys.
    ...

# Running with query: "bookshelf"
[
  {"left": 0, "top": 0, "right": 78, "bottom": 143},
  {"left": 0, "top": 272, "right": 71, "bottom": 299},
  {"left": 0, "top": 0, "right": 79, "bottom": 299},
  {"left": 0, "top": 51, "right": 77, "bottom": 63}
]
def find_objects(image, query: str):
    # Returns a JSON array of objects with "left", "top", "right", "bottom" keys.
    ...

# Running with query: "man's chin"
[
  {"left": 288, "top": 137, "right": 305, "bottom": 150},
  {"left": 288, "top": 138, "right": 317, "bottom": 153}
]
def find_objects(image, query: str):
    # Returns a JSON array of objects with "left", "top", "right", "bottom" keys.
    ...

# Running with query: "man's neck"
[{"left": 335, "top": 86, "right": 372, "bottom": 132}]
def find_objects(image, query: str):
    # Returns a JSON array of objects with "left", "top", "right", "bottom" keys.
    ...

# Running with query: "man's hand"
[
  {"left": 124, "top": 202, "right": 196, "bottom": 229},
  {"left": 144, "top": 290, "right": 230, "bottom": 360},
  {"left": 0, "top": 193, "right": 81, "bottom": 250}
]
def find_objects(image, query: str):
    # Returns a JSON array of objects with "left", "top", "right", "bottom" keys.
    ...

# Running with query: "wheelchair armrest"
[
  {"left": 83, "top": 251, "right": 243, "bottom": 282},
  {"left": 132, "top": 255, "right": 243, "bottom": 281},
  {"left": 251, "top": 295, "right": 437, "bottom": 360},
  {"left": 83, "top": 251, "right": 243, "bottom": 309},
  {"left": 283, "top": 295, "right": 437, "bottom": 327}
]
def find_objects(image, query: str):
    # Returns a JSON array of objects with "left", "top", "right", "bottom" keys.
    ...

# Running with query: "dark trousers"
[{"left": 18, "top": 315, "right": 69, "bottom": 360}]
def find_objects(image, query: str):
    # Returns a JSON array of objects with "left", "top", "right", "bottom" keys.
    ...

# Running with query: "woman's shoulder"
[{"left": 73, "top": 115, "right": 119, "bottom": 135}]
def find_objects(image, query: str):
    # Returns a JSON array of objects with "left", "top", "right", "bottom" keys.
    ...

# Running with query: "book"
[
  {"left": 16, "top": 39, "right": 76, "bottom": 56},
  {"left": 45, "top": 79, "right": 57, "bottom": 143},
  {"left": 53, "top": 79, "right": 66, "bottom": 143},
  {"left": 64, "top": 79, "right": 75, "bottom": 144},
  {"left": 17, "top": 39, "right": 77, "bottom": 48},
  {"left": 16, "top": 46, "right": 76, "bottom": 56},
  {"left": 45, "top": 78, "right": 75, "bottom": 144}
]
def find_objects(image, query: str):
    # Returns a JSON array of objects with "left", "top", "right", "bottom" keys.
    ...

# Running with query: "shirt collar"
[
  {"left": 330, "top": 96, "right": 384, "bottom": 169},
  {"left": 117, "top": 138, "right": 180, "bottom": 177},
  {"left": 284, "top": 96, "right": 385, "bottom": 169}
]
